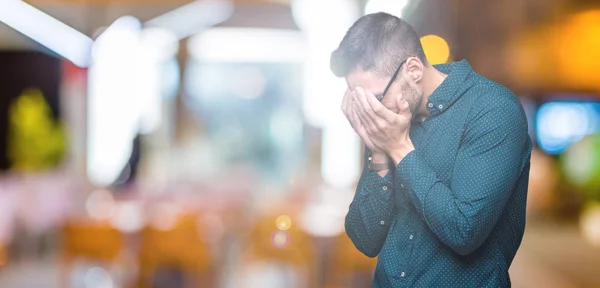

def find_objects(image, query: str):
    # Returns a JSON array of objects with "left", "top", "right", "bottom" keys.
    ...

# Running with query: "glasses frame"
[{"left": 378, "top": 58, "right": 408, "bottom": 102}]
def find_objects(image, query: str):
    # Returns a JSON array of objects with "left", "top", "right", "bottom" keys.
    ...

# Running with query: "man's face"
[{"left": 346, "top": 68, "right": 422, "bottom": 116}]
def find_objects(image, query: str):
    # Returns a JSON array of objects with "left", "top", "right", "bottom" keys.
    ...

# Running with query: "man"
[{"left": 331, "top": 13, "right": 531, "bottom": 287}]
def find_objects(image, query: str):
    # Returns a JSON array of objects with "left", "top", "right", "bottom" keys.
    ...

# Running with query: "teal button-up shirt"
[{"left": 345, "top": 60, "right": 532, "bottom": 287}]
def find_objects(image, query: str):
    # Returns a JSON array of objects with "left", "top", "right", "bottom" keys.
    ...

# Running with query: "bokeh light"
[
  {"left": 562, "top": 134, "right": 600, "bottom": 195},
  {"left": 299, "top": 202, "right": 346, "bottom": 237},
  {"left": 84, "top": 266, "right": 114, "bottom": 288},
  {"left": 556, "top": 10, "right": 600, "bottom": 88},
  {"left": 536, "top": 102, "right": 600, "bottom": 155},
  {"left": 87, "top": 16, "right": 142, "bottom": 187},
  {"left": 110, "top": 201, "right": 143, "bottom": 233},
  {"left": 420, "top": 34, "right": 450, "bottom": 65},
  {"left": 85, "top": 189, "right": 115, "bottom": 220},
  {"left": 275, "top": 215, "right": 292, "bottom": 231},
  {"left": 580, "top": 202, "right": 600, "bottom": 248},
  {"left": 148, "top": 202, "right": 180, "bottom": 231},
  {"left": 188, "top": 28, "right": 305, "bottom": 63},
  {"left": 508, "top": 9, "right": 600, "bottom": 92},
  {"left": 270, "top": 230, "right": 290, "bottom": 249}
]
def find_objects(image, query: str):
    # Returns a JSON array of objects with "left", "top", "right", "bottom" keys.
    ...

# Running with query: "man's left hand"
[{"left": 351, "top": 86, "right": 415, "bottom": 165}]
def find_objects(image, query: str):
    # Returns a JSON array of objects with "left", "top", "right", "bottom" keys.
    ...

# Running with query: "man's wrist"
[
  {"left": 370, "top": 151, "right": 389, "bottom": 163},
  {"left": 368, "top": 151, "right": 390, "bottom": 176},
  {"left": 389, "top": 142, "right": 415, "bottom": 166}
]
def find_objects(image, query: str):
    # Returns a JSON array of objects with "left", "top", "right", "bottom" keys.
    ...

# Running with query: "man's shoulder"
[
  {"left": 462, "top": 76, "right": 527, "bottom": 126},
  {"left": 467, "top": 75, "right": 519, "bottom": 105}
]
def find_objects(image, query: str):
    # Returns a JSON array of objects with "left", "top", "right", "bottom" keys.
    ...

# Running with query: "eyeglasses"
[{"left": 378, "top": 58, "right": 408, "bottom": 102}]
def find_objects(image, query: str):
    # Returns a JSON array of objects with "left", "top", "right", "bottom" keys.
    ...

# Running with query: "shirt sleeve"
[
  {"left": 345, "top": 148, "right": 396, "bottom": 257},
  {"left": 396, "top": 95, "right": 530, "bottom": 256}
]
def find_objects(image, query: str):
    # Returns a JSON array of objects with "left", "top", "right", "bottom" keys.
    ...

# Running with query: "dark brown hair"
[{"left": 330, "top": 12, "right": 428, "bottom": 78}]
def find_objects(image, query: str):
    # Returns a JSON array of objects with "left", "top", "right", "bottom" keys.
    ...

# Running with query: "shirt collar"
[{"left": 424, "top": 60, "right": 475, "bottom": 116}]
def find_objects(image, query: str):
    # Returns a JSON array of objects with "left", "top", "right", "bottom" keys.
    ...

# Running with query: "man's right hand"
[
  {"left": 342, "top": 88, "right": 389, "bottom": 176},
  {"left": 341, "top": 88, "right": 382, "bottom": 153}
]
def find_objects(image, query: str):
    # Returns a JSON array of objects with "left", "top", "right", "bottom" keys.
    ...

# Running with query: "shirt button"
[
  {"left": 382, "top": 186, "right": 388, "bottom": 191},
  {"left": 401, "top": 272, "right": 405, "bottom": 277},
  {"left": 380, "top": 220, "right": 385, "bottom": 225},
  {"left": 409, "top": 234, "right": 414, "bottom": 240},
  {"left": 428, "top": 103, "right": 433, "bottom": 108},
  {"left": 438, "top": 104, "right": 444, "bottom": 109}
]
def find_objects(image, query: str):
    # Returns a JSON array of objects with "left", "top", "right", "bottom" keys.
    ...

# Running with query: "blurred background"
[{"left": 0, "top": 0, "right": 599, "bottom": 287}]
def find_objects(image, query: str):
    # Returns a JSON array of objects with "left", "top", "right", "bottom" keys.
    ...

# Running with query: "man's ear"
[{"left": 405, "top": 57, "right": 424, "bottom": 83}]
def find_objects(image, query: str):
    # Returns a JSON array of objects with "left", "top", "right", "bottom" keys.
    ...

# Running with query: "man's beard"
[{"left": 400, "top": 82, "right": 422, "bottom": 117}]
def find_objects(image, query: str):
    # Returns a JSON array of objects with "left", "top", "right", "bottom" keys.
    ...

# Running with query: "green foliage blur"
[{"left": 7, "top": 88, "right": 66, "bottom": 171}]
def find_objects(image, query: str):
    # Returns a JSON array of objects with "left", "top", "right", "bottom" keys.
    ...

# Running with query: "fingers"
[
  {"left": 351, "top": 108, "right": 377, "bottom": 150},
  {"left": 351, "top": 101, "right": 371, "bottom": 131},
  {"left": 341, "top": 88, "right": 351, "bottom": 116},
  {"left": 342, "top": 89, "right": 359, "bottom": 130},
  {"left": 361, "top": 87, "right": 398, "bottom": 123},
  {"left": 352, "top": 87, "right": 380, "bottom": 130},
  {"left": 341, "top": 89, "right": 352, "bottom": 125},
  {"left": 344, "top": 90, "right": 367, "bottom": 135},
  {"left": 348, "top": 102, "right": 364, "bottom": 131},
  {"left": 349, "top": 106, "right": 363, "bottom": 131}
]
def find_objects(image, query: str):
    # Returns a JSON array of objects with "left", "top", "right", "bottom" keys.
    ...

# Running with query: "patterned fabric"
[{"left": 345, "top": 60, "right": 532, "bottom": 287}]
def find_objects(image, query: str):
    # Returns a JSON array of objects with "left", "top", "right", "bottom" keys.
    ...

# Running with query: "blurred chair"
[
  {"left": 235, "top": 212, "right": 318, "bottom": 288},
  {"left": 136, "top": 213, "right": 213, "bottom": 288},
  {"left": 60, "top": 221, "right": 125, "bottom": 287},
  {"left": 325, "top": 233, "right": 377, "bottom": 288}
]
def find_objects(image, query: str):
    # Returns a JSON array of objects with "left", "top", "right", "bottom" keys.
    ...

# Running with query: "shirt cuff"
[
  {"left": 395, "top": 150, "right": 436, "bottom": 213},
  {"left": 359, "top": 170, "right": 394, "bottom": 202}
]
